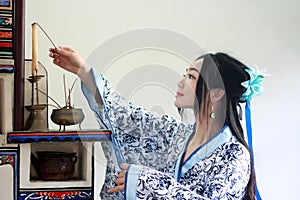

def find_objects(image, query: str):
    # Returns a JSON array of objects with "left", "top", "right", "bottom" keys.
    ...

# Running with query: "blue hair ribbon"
[
  {"left": 241, "top": 65, "right": 267, "bottom": 199},
  {"left": 245, "top": 100, "right": 262, "bottom": 200}
]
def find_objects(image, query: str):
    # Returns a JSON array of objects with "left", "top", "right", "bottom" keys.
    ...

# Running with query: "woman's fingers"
[
  {"left": 49, "top": 51, "right": 60, "bottom": 59},
  {"left": 49, "top": 46, "right": 74, "bottom": 58},
  {"left": 107, "top": 185, "right": 124, "bottom": 193},
  {"left": 114, "top": 170, "right": 126, "bottom": 185},
  {"left": 107, "top": 164, "right": 129, "bottom": 193},
  {"left": 115, "top": 176, "right": 125, "bottom": 185},
  {"left": 59, "top": 46, "right": 76, "bottom": 52},
  {"left": 54, "top": 47, "right": 73, "bottom": 57},
  {"left": 53, "top": 58, "right": 61, "bottom": 65},
  {"left": 120, "top": 163, "right": 129, "bottom": 170},
  {"left": 49, "top": 47, "right": 55, "bottom": 53},
  {"left": 118, "top": 170, "right": 126, "bottom": 178},
  {"left": 48, "top": 45, "right": 83, "bottom": 74}
]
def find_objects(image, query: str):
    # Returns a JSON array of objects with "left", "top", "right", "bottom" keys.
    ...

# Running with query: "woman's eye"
[
  {"left": 188, "top": 74, "right": 195, "bottom": 79},
  {"left": 183, "top": 73, "right": 196, "bottom": 79}
]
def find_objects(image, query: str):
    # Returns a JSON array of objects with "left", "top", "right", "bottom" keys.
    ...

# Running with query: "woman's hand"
[
  {"left": 49, "top": 46, "right": 86, "bottom": 75},
  {"left": 107, "top": 163, "right": 129, "bottom": 193}
]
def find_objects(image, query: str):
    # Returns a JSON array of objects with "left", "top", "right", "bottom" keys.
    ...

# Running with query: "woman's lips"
[{"left": 176, "top": 92, "right": 183, "bottom": 97}]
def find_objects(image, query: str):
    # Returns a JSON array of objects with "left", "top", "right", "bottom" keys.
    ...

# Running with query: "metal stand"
[{"left": 24, "top": 75, "right": 47, "bottom": 131}]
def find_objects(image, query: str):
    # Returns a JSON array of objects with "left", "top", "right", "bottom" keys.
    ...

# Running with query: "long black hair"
[{"left": 195, "top": 53, "right": 256, "bottom": 200}]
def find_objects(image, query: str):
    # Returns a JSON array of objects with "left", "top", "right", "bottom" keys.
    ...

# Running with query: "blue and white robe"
[{"left": 82, "top": 68, "right": 251, "bottom": 200}]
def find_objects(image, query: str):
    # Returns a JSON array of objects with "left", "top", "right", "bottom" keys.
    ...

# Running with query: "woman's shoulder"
[
  {"left": 202, "top": 127, "right": 250, "bottom": 164},
  {"left": 219, "top": 135, "right": 251, "bottom": 164}
]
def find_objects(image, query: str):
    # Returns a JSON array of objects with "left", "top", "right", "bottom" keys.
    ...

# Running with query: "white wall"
[{"left": 26, "top": 0, "right": 300, "bottom": 199}]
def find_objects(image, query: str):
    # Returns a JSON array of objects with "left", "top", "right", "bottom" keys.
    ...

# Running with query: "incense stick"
[
  {"left": 35, "top": 88, "right": 62, "bottom": 109},
  {"left": 33, "top": 22, "right": 57, "bottom": 48},
  {"left": 63, "top": 74, "right": 67, "bottom": 107}
]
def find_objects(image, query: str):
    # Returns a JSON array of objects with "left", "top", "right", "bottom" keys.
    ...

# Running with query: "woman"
[{"left": 49, "top": 47, "right": 263, "bottom": 200}]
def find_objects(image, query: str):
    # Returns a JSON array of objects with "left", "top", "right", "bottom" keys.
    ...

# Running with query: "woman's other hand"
[
  {"left": 107, "top": 163, "right": 129, "bottom": 193},
  {"left": 49, "top": 46, "right": 87, "bottom": 75}
]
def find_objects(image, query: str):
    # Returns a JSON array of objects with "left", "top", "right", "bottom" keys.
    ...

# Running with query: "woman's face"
[{"left": 174, "top": 58, "right": 203, "bottom": 109}]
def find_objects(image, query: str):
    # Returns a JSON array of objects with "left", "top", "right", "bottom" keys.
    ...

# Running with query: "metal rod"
[
  {"left": 36, "top": 77, "right": 39, "bottom": 105},
  {"left": 31, "top": 79, "right": 34, "bottom": 105}
]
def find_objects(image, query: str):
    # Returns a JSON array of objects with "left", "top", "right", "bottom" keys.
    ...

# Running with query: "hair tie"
[{"left": 241, "top": 65, "right": 267, "bottom": 200}]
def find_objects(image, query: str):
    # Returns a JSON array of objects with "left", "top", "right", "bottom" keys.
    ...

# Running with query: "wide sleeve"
[
  {"left": 125, "top": 165, "right": 209, "bottom": 200},
  {"left": 180, "top": 141, "right": 251, "bottom": 199},
  {"left": 125, "top": 141, "right": 251, "bottom": 200},
  {"left": 81, "top": 68, "right": 194, "bottom": 169}
]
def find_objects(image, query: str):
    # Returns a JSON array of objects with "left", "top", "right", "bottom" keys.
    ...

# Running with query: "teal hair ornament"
[
  {"left": 240, "top": 65, "right": 265, "bottom": 102},
  {"left": 241, "top": 65, "right": 267, "bottom": 200}
]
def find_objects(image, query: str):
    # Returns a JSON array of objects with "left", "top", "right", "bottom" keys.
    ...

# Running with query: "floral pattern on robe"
[
  {"left": 134, "top": 137, "right": 250, "bottom": 199},
  {"left": 81, "top": 68, "right": 251, "bottom": 200}
]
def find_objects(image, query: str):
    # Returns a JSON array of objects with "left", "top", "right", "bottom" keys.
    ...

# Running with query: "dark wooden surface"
[{"left": 13, "top": 0, "right": 25, "bottom": 130}]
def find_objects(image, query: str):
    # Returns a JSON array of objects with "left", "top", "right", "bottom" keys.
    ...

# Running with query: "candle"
[{"left": 32, "top": 22, "right": 38, "bottom": 75}]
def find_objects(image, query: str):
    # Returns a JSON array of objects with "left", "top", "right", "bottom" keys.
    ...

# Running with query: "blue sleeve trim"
[
  {"left": 125, "top": 164, "right": 144, "bottom": 200},
  {"left": 81, "top": 69, "right": 107, "bottom": 129},
  {"left": 81, "top": 68, "right": 125, "bottom": 165}
]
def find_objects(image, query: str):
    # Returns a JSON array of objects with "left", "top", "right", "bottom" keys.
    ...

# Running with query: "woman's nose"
[{"left": 177, "top": 79, "right": 184, "bottom": 88}]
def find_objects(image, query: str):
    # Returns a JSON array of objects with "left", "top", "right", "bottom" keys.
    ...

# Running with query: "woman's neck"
[
  {"left": 193, "top": 116, "right": 223, "bottom": 147},
  {"left": 182, "top": 117, "right": 224, "bottom": 163}
]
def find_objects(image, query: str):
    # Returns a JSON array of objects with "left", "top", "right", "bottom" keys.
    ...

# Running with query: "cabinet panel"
[{"left": 0, "top": 147, "right": 19, "bottom": 200}]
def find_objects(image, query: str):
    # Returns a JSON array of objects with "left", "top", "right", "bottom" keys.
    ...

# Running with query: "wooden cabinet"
[{"left": 6, "top": 130, "right": 110, "bottom": 200}]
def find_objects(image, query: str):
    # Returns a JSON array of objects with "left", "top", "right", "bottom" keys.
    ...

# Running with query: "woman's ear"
[{"left": 210, "top": 88, "right": 225, "bottom": 103}]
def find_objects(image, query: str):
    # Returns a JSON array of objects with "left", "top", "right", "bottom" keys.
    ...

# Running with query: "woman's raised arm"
[{"left": 49, "top": 46, "right": 102, "bottom": 106}]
